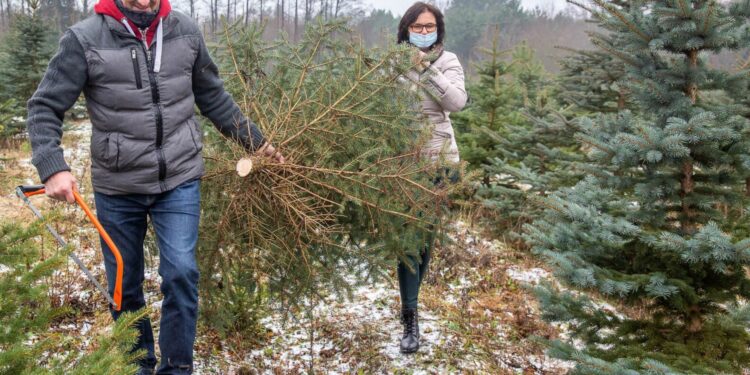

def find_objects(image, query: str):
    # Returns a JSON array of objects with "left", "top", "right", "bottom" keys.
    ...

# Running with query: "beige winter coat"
[{"left": 403, "top": 50, "right": 467, "bottom": 163}]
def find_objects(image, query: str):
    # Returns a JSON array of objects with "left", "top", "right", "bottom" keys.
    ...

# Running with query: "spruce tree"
[
  {"left": 452, "top": 35, "right": 526, "bottom": 183},
  {"left": 478, "top": 109, "right": 584, "bottom": 237},
  {"left": 0, "top": 0, "right": 55, "bottom": 139},
  {"left": 525, "top": 0, "right": 750, "bottom": 372},
  {"left": 0, "top": 0, "right": 54, "bottom": 101},
  {"left": 458, "top": 37, "right": 579, "bottom": 235},
  {"left": 0, "top": 99, "right": 26, "bottom": 139},
  {"left": 557, "top": 47, "right": 630, "bottom": 113},
  {"left": 0, "top": 221, "right": 142, "bottom": 374},
  {"left": 475, "top": 3, "right": 635, "bottom": 235},
  {"left": 557, "top": 1, "right": 633, "bottom": 114}
]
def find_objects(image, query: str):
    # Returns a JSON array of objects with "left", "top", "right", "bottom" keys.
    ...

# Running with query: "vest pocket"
[
  {"left": 187, "top": 118, "right": 203, "bottom": 152},
  {"left": 92, "top": 131, "right": 120, "bottom": 171},
  {"left": 107, "top": 133, "right": 120, "bottom": 172},
  {"left": 131, "top": 48, "right": 143, "bottom": 90}
]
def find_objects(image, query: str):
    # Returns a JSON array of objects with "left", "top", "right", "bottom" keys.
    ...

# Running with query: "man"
[{"left": 26, "top": 0, "right": 283, "bottom": 372}]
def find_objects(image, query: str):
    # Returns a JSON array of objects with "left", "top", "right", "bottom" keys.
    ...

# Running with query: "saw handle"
[
  {"left": 18, "top": 184, "right": 46, "bottom": 196},
  {"left": 17, "top": 185, "right": 124, "bottom": 311}
]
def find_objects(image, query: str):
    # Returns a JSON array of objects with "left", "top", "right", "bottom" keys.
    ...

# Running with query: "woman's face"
[{"left": 410, "top": 10, "right": 437, "bottom": 35}]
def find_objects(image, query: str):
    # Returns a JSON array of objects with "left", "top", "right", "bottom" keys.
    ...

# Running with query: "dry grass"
[{"left": 419, "top": 221, "right": 567, "bottom": 374}]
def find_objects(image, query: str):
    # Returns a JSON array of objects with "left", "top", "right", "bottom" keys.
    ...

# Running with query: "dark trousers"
[
  {"left": 397, "top": 167, "right": 458, "bottom": 310},
  {"left": 94, "top": 179, "right": 200, "bottom": 374},
  {"left": 398, "top": 232, "right": 434, "bottom": 310}
]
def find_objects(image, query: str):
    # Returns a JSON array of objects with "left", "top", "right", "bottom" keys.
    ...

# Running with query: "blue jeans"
[{"left": 95, "top": 179, "right": 200, "bottom": 374}]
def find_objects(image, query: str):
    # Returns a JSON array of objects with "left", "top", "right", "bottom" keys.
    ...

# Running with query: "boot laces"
[{"left": 403, "top": 311, "right": 417, "bottom": 335}]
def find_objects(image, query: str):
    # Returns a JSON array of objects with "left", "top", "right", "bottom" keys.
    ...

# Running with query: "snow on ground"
[
  {"left": 200, "top": 220, "right": 574, "bottom": 374},
  {"left": 3, "top": 121, "right": 574, "bottom": 374},
  {"left": 235, "top": 272, "right": 467, "bottom": 374},
  {"left": 506, "top": 266, "right": 550, "bottom": 285}
]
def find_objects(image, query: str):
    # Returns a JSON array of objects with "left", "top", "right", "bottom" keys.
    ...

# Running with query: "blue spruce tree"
[{"left": 524, "top": 0, "right": 750, "bottom": 372}]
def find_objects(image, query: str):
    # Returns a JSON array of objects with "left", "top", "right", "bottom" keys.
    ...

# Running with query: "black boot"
[{"left": 400, "top": 308, "right": 419, "bottom": 354}]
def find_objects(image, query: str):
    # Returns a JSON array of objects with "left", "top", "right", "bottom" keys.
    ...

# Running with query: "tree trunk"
[
  {"left": 212, "top": 0, "right": 218, "bottom": 33},
  {"left": 679, "top": 50, "right": 699, "bottom": 236},
  {"left": 687, "top": 305, "right": 702, "bottom": 333},
  {"left": 260, "top": 0, "right": 264, "bottom": 22},
  {"left": 294, "top": 0, "right": 298, "bottom": 40},
  {"left": 189, "top": 0, "right": 194, "bottom": 18},
  {"left": 56, "top": 0, "right": 65, "bottom": 32},
  {"left": 244, "top": 0, "right": 249, "bottom": 25}
]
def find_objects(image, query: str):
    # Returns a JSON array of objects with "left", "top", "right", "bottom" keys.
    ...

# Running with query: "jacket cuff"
[
  {"left": 246, "top": 122, "right": 266, "bottom": 151},
  {"left": 426, "top": 65, "right": 450, "bottom": 95},
  {"left": 33, "top": 150, "right": 71, "bottom": 183}
]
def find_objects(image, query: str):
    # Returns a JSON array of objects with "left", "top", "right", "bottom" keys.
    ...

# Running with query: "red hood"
[{"left": 94, "top": 0, "right": 171, "bottom": 45}]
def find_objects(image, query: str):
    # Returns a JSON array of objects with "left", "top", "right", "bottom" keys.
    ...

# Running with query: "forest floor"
[{"left": 0, "top": 120, "right": 572, "bottom": 374}]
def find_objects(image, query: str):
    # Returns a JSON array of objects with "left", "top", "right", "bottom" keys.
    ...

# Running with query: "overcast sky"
[{"left": 365, "top": 0, "right": 570, "bottom": 16}]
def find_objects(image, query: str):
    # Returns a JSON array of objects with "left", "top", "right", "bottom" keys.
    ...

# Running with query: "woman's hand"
[
  {"left": 411, "top": 49, "right": 433, "bottom": 73},
  {"left": 411, "top": 50, "right": 427, "bottom": 66}
]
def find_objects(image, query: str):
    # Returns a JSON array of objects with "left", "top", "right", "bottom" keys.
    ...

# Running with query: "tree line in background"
[{"left": 0, "top": 0, "right": 597, "bottom": 140}]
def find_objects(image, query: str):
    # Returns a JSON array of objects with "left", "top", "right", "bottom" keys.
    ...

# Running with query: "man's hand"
[
  {"left": 256, "top": 142, "right": 286, "bottom": 164},
  {"left": 45, "top": 171, "right": 77, "bottom": 203}
]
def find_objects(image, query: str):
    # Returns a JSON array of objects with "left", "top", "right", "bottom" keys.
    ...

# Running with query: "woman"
[{"left": 395, "top": 2, "right": 467, "bottom": 354}]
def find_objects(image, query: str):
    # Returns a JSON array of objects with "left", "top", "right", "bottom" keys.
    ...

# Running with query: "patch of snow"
[
  {"left": 506, "top": 266, "right": 550, "bottom": 284},
  {"left": 80, "top": 321, "right": 92, "bottom": 335},
  {"left": 151, "top": 299, "right": 163, "bottom": 310}
]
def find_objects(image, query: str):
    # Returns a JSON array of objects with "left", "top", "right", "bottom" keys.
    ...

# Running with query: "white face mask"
[{"left": 409, "top": 32, "right": 437, "bottom": 49}]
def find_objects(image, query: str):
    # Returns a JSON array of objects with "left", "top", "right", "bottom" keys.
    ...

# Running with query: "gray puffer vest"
[{"left": 69, "top": 13, "right": 203, "bottom": 194}]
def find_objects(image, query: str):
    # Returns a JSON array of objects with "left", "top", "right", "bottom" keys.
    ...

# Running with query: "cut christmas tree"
[{"left": 198, "top": 21, "right": 461, "bottom": 336}]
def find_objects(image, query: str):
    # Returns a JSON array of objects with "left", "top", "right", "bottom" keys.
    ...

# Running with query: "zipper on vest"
[
  {"left": 139, "top": 28, "right": 152, "bottom": 64},
  {"left": 131, "top": 48, "right": 142, "bottom": 89},
  {"left": 138, "top": 27, "right": 167, "bottom": 186}
]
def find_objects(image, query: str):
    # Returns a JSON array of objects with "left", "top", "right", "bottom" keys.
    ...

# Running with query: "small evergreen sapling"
[
  {"left": 0, "top": 221, "right": 143, "bottom": 374},
  {"left": 0, "top": 0, "right": 55, "bottom": 139}
]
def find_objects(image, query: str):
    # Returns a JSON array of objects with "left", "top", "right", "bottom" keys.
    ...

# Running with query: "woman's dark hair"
[{"left": 397, "top": 2, "right": 445, "bottom": 45}]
